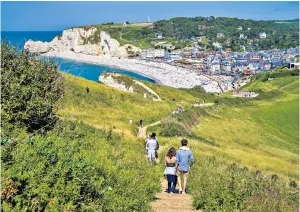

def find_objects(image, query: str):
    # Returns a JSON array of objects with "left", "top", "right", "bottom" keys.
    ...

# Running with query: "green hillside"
[
  {"left": 58, "top": 73, "right": 214, "bottom": 138},
  {"left": 1, "top": 44, "right": 299, "bottom": 211},
  {"left": 73, "top": 16, "right": 299, "bottom": 51}
]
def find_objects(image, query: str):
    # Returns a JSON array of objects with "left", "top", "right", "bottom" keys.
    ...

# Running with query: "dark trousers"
[{"left": 167, "top": 175, "right": 176, "bottom": 193}]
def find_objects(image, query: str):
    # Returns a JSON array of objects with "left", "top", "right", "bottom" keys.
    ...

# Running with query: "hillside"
[
  {"left": 58, "top": 73, "right": 214, "bottom": 138},
  {"left": 2, "top": 44, "right": 299, "bottom": 211},
  {"left": 60, "top": 71, "right": 299, "bottom": 180},
  {"left": 61, "top": 71, "right": 299, "bottom": 211},
  {"left": 74, "top": 16, "right": 299, "bottom": 51}
]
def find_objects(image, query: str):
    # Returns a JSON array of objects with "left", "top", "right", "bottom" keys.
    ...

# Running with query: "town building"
[
  {"left": 259, "top": 32, "right": 267, "bottom": 39},
  {"left": 225, "top": 48, "right": 232, "bottom": 54},
  {"left": 123, "top": 21, "right": 130, "bottom": 27},
  {"left": 165, "top": 52, "right": 182, "bottom": 61},
  {"left": 212, "top": 42, "right": 222, "bottom": 49},
  {"left": 140, "top": 49, "right": 155, "bottom": 59},
  {"left": 237, "top": 26, "right": 243, "bottom": 30},
  {"left": 141, "top": 48, "right": 165, "bottom": 59},
  {"left": 289, "top": 62, "right": 300, "bottom": 69},
  {"left": 156, "top": 33, "right": 163, "bottom": 39},
  {"left": 217, "top": 33, "right": 225, "bottom": 38},
  {"left": 239, "top": 34, "right": 245, "bottom": 39},
  {"left": 148, "top": 23, "right": 155, "bottom": 29}
]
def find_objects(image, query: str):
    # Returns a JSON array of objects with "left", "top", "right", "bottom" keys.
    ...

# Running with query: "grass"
[
  {"left": 57, "top": 73, "right": 208, "bottom": 138},
  {"left": 59, "top": 73, "right": 299, "bottom": 180},
  {"left": 191, "top": 76, "right": 299, "bottom": 180},
  {"left": 56, "top": 72, "right": 298, "bottom": 210}
]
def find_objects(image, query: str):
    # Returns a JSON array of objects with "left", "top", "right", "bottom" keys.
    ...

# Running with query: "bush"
[
  {"left": 159, "top": 118, "right": 189, "bottom": 137},
  {"left": 154, "top": 108, "right": 207, "bottom": 137},
  {"left": 189, "top": 156, "right": 299, "bottom": 211},
  {"left": 1, "top": 42, "right": 64, "bottom": 136},
  {"left": 1, "top": 120, "right": 161, "bottom": 211}
]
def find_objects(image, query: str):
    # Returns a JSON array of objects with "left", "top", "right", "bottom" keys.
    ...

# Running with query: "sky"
[{"left": 2, "top": 1, "right": 299, "bottom": 31}]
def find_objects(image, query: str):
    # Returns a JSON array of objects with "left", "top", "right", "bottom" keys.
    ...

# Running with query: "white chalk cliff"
[{"left": 24, "top": 27, "right": 141, "bottom": 58}]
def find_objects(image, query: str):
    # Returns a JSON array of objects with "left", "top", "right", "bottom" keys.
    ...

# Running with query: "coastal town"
[
  {"left": 140, "top": 46, "right": 299, "bottom": 76},
  {"left": 24, "top": 19, "right": 299, "bottom": 93}
]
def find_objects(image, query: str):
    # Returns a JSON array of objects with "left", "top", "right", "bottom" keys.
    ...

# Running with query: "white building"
[
  {"left": 237, "top": 26, "right": 243, "bottom": 30},
  {"left": 259, "top": 32, "right": 267, "bottom": 39},
  {"left": 247, "top": 27, "right": 251, "bottom": 31},
  {"left": 217, "top": 33, "right": 225, "bottom": 38},
  {"left": 209, "top": 63, "right": 221, "bottom": 73},
  {"left": 123, "top": 21, "right": 130, "bottom": 27},
  {"left": 166, "top": 52, "right": 182, "bottom": 61},
  {"left": 212, "top": 42, "right": 222, "bottom": 48},
  {"left": 239, "top": 34, "right": 245, "bottom": 39},
  {"left": 154, "top": 49, "right": 165, "bottom": 58},
  {"left": 156, "top": 33, "right": 163, "bottom": 39},
  {"left": 140, "top": 49, "right": 155, "bottom": 59},
  {"left": 141, "top": 48, "right": 165, "bottom": 59}
]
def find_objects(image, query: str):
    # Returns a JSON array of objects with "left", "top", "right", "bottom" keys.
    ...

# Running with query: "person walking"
[
  {"left": 176, "top": 139, "right": 194, "bottom": 194},
  {"left": 151, "top": 132, "right": 159, "bottom": 159},
  {"left": 145, "top": 134, "right": 158, "bottom": 164},
  {"left": 164, "top": 147, "right": 177, "bottom": 193},
  {"left": 140, "top": 119, "right": 143, "bottom": 128}
]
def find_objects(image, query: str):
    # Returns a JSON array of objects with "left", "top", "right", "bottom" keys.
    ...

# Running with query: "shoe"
[
  {"left": 179, "top": 188, "right": 183, "bottom": 193},
  {"left": 182, "top": 191, "right": 186, "bottom": 194}
]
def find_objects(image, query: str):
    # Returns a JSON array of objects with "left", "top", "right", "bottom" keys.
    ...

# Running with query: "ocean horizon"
[{"left": 1, "top": 31, "right": 156, "bottom": 83}]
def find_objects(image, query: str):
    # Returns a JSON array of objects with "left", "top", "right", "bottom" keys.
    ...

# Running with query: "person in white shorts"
[{"left": 145, "top": 134, "right": 158, "bottom": 164}]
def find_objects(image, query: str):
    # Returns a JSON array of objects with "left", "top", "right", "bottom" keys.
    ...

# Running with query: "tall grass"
[{"left": 1, "top": 120, "right": 161, "bottom": 211}]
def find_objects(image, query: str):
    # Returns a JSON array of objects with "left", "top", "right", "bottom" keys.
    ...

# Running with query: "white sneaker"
[
  {"left": 179, "top": 188, "right": 183, "bottom": 193},
  {"left": 182, "top": 191, "right": 186, "bottom": 194}
]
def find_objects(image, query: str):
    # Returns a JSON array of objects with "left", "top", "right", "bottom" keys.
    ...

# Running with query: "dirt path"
[
  {"left": 133, "top": 80, "right": 161, "bottom": 101},
  {"left": 192, "top": 103, "right": 215, "bottom": 107},
  {"left": 150, "top": 145, "right": 195, "bottom": 212},
  {"left": 151, "top": 178, "right": 194, "bottom": 212},
  {"left": 137, "top": 121, "right": 161, "bottom": 138}
]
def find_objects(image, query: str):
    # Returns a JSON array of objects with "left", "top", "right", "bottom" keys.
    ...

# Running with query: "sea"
[{"left": 1, "top": 31, "right": 156, "bottom": 83}]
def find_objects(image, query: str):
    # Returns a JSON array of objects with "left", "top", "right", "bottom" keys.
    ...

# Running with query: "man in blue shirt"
[{"left": 176, "top": 139, "right": 194, "bottom": 194}]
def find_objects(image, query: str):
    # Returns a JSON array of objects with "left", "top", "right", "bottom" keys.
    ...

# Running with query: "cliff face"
[{"left": 24, "top": 27, "right": 141, "bottom": 57}]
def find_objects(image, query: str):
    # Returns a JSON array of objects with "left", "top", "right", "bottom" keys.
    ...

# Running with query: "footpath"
[
  {"left": 150, "top": 179, "right": 194, "bottom": 212},
  {"left": 139, "top": 103, "right": 218, "bottom": 211},
  {"left": 139, "top": 124, "right": 195, "bottom": 211},
  {"left": 137, "top": 121, "right": 161, "bottom": 138}
]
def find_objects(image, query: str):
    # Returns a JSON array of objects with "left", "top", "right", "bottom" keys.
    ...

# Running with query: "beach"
[{"left": 43, "top": 51, "right": 230, "bottom": 92}]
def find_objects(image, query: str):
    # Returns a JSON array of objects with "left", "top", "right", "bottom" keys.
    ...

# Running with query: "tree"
[{"left": 1, "top": 42, "right": 64, "bottom": 137}]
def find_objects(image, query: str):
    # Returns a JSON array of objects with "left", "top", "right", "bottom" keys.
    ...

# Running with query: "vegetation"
[
  {"left": 1, "top": 45, "right": 161, "bottom": 211},
  {"left": 2, "top": 43, "right": 298, "bottom": 211},
  {"left": 1, "top": 42, "right": 64, "bottom": 137},
  {"left": 154, "top": 17, "right": 299, "bottom": 51},
  {"left": 57, "top": 73, "right": 212, "bottom": 137},
  {"left": 74, "top": 16, "right": 299, "bottom": 51},
  {"left": 189, "top": 156, "right": 298, "bottom": 211},
  {"left": 1, "top": 121, "right": 161, "bottom": 211}
]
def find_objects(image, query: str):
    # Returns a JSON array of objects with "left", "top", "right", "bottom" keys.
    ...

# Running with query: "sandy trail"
[
  {"left": 151, "top": 179, "right": 194, "bottom": 212},
  {"left": 151, "top": 145, "right": 195, "bottom": 212},
  {"left": 137, "top": 121, "right": 161, "bottom": 138}
]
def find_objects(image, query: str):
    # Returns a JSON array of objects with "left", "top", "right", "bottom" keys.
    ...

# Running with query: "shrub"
[
  {"left": 189, "top": 156, "right": 299, "bottom": 211},
  {"left": 1, "top": 120, "right": 161, "bottom": 211},
  {"left": 154, "top": 108, "right": 207, "bottom": 137},
  {"left": 1, "top": 42, "right": 64, "bottom": 136},
  {"left": 159, "top": 118, "right": 189, "bottom": 137}
]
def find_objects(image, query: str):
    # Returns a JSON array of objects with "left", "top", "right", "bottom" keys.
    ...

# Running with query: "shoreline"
[
  {"left": 43, "top": 51, "right": 231, "bottom": 92},
  {"left": 53, "top": 54, "right": 163, "bottom": 85}
]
